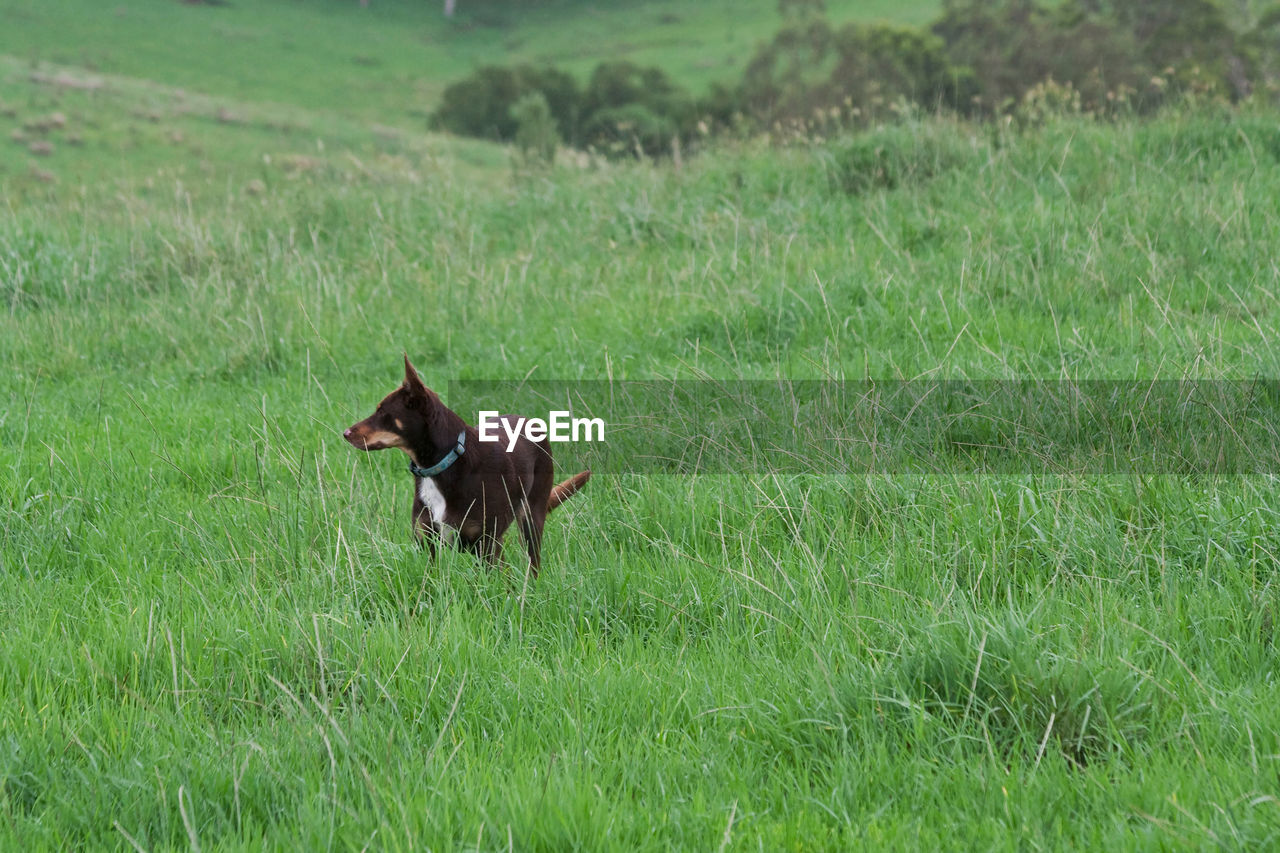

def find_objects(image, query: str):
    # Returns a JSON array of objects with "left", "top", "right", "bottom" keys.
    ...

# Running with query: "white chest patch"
[{"left": 417, "top": 477, "right": 449, "bottom": 527}]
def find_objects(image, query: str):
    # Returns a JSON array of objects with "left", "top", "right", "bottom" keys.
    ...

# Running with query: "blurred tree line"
[{"left": 430, "top": 0, "right": 1280, "bottom": 159}]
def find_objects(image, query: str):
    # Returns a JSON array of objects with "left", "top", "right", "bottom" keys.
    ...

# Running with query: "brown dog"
[{"left": 343, "top": 356, "right": 590, "bottom": 576}]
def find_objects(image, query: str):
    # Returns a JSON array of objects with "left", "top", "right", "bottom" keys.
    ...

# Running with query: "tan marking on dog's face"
[
  {"left": 364, "top": 429, "right": 406, "bottom": 449},
  {"left": 394, "top": 418, "right": 404, "bottom": 430},
  {"left": 344, "top": 425, "right": 406, "bottom": 451}
]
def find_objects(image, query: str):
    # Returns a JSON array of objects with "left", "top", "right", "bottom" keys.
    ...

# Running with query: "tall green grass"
[{"left": 4, "top": 77, "right": 1280, "bottom": 849}]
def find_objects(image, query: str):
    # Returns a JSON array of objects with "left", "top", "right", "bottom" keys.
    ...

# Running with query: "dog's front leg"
[{"left": 412, "top": 498, "right": 439, "bottom": 558}]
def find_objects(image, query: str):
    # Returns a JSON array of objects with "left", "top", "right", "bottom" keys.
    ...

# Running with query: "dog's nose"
[{"left": 343, "top": 428, "right": 352, "bottom": 438}]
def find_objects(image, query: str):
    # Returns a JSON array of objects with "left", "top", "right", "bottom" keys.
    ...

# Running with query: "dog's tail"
[{"left": 548, "top": 470, "right": 591, "bottom": 512}]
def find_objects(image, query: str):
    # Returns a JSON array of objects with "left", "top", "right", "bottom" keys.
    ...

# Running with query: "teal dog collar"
[{"left": 408, "top": 430, "right": 466, "bottom": 478}]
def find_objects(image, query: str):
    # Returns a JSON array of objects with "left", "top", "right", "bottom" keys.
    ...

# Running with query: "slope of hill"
[{"left": 0, "top": 0, "right": 940, "bottom": 126}]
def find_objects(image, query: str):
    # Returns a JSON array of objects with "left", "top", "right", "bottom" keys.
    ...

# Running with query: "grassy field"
[{"left": 4, "top": 1, "right": 1280, "bottom": 850}]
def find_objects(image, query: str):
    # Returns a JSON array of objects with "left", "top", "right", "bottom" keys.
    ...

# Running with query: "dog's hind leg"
[{"left": 515, "top": 499, "right": 546, "bottom": 579}]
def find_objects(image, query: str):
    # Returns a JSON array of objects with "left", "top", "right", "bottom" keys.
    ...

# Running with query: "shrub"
[
  {"left": 582, "top": 103, "right": 679, "bottom": 158},
  {"left": 432, "top": 64, "right": 580, "bottom": 142},
  {"left": 935, "top": 0, "right": 1250, "bottom": 112},
  {"left": 695, "top": 81, "right": 748, "bottom": 136},
  {"left": 1239, "top": 6, "right": 1280, "bottom": 100},
  {"left": 1060, "top": 0, "right": 1249, "bottom": 101},
  {"left": 523, "top": 65, "right": 583, "bottom": 141},
  {"left": 582, "top": 63, "right": 691, "bottom": 127},
  {"left": 432, "top": 65, "right": 521, "bottom": 140},
  {"left": 580, "top": 61, "right": 695, "bottom": 156},
  {"left": 433, "top": 59, "right": 697, "bottom": 158},
  {"left": 740, "top": 20, "right": 840, "bottom": 126},
  {"left": 511, "top": 91, "right": 560, "bottom": 167},
  {"left": 830, "top": 23, "right": 977, "bottom": 117},
  {"left": 933, "top": 0, "right": 1146, "bottom": 113},
  {"left": 1070, "top": 0, "right": 1237, "bottom": 84},
  {"left": 741, "top": 20, "right": 976, "bottom": 128}
]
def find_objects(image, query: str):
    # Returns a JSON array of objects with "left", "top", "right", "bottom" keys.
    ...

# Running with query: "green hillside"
[{"left": 1, "top": 0, "right": 940, "bottom": 124}]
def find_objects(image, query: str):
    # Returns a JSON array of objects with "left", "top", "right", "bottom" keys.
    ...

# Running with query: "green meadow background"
[{"left": 3, "top": 0, "right": 1280, "bottom": 849}]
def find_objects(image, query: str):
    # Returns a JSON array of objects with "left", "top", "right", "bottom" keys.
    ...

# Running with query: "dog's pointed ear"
[{"left": 402, "top": 353, "right": 428, "bottom": 398}]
